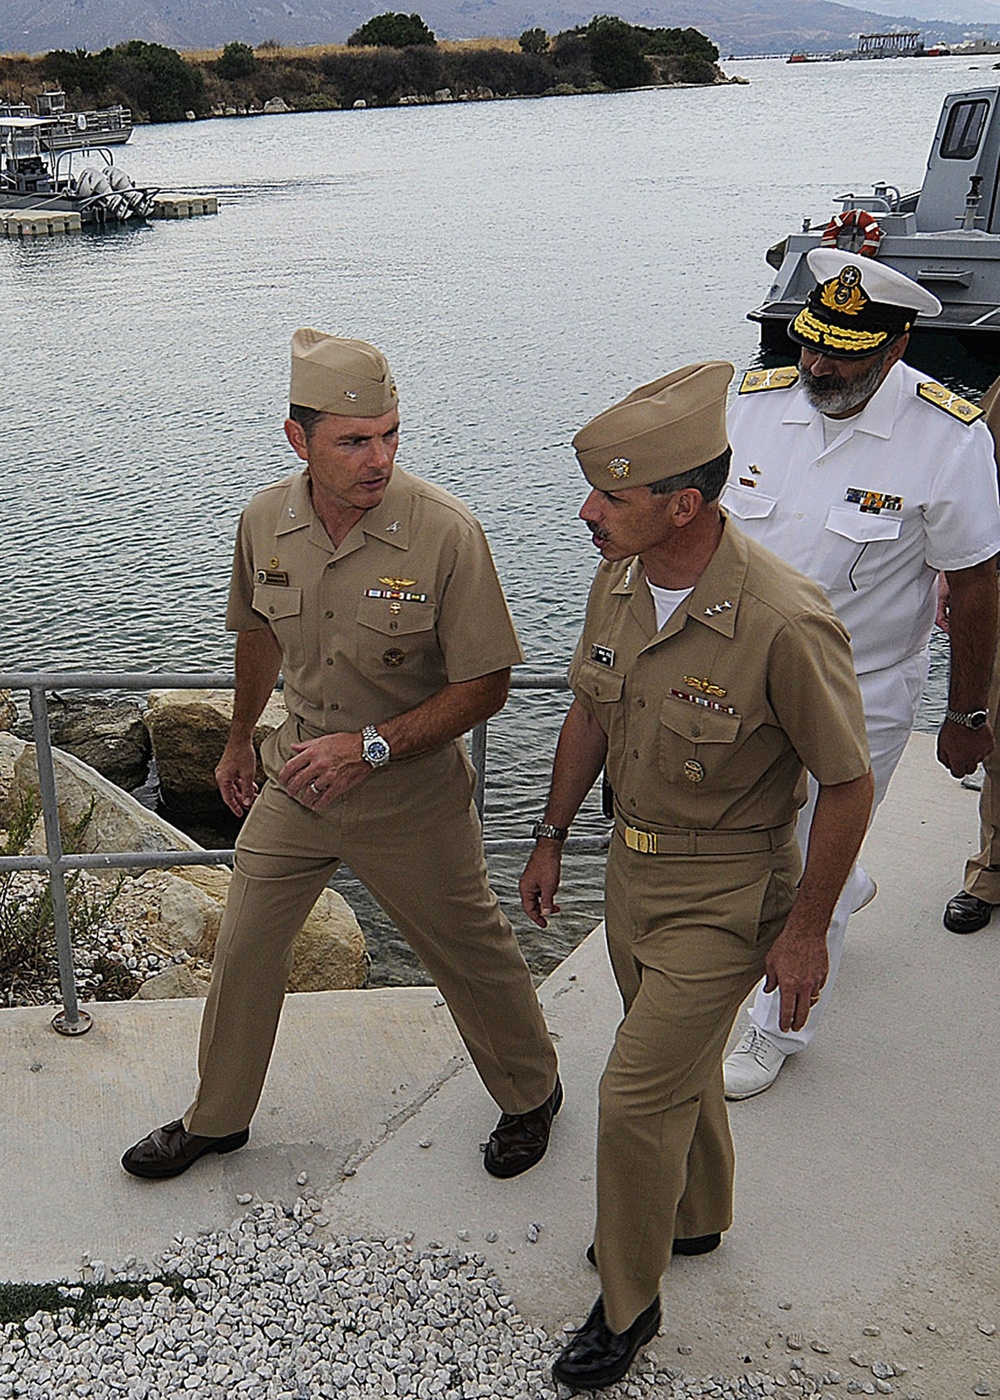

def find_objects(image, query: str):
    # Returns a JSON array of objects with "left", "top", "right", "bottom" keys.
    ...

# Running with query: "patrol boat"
[
  {"left": 0, "top": 89, "right": 133, "bottom": 147},
  {"left": 0, "top": 114, "right": 155, "bottom": 225},
  {"left": 749, "top": 86, "right": 1000, "bottom": 358}
]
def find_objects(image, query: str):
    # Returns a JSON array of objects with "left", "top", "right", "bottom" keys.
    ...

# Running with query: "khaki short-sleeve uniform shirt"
[
  {"left": 568, "top": 518, "right": 870, "bottom": 833},
  {"left": 226, "top": 466, "right": 524, "bottom": 730}
]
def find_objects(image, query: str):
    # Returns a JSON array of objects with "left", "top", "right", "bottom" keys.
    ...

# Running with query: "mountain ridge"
[{"left": 3, "top": 0, "right": 1000, "bottom": 58}]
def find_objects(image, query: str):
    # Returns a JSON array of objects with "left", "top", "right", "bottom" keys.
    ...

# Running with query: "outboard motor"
[
  {"left": 106, "top": 165, "right": 146, "bottom": 217},
  {"left": 75, "top": 165, "right": 127, "bottom": 221}
]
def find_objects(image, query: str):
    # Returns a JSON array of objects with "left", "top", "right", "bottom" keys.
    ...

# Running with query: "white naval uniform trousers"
[{"left": 725, "top": 360, "right": 1000, "bottom": 1053}]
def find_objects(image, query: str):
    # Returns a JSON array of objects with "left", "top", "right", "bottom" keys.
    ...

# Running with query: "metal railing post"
[
  {"left": 27, "top": 685, "right": 92, "bottom": 1035},
  {"left": 470, "top": 722, "right": 487, "bottom": 819}
]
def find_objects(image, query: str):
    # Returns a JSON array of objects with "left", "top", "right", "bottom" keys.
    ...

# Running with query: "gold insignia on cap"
[
  {"left": 379, "top": 577, "right": 416, "bottom": 589},
  {"left": 820, "top": 266, "right": 868, "bottom": 317},
  {"left": 684, "top": 760, "right": 705, "bottom": 783},
  {"left": 608, "top": 458, "right": 631, "bottom": 480}
]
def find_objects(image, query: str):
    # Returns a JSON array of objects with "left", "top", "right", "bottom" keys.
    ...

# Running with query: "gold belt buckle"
[{"left": 625, "top": 825, "right": 657, "bottom": 854}]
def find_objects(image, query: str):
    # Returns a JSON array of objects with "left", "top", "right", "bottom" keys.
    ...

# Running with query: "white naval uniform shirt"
[{"left": 723, "top": 360, "right": 1000, "bottom": 676}]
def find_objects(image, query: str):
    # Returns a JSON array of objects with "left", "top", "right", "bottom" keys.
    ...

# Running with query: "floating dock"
[
  {"left": 0, "top": 208, "right": 81, "bottom": 236},
  {"left": 150, "top": 194, "right": 218, "bottom": 219}
]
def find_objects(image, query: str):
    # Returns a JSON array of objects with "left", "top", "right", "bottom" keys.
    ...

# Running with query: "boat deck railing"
[{"left": 0, "top": 668, "right": 609, "bottom": 1039}]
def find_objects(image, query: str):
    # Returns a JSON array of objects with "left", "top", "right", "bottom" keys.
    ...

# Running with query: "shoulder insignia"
[
  {"left": 738, "top": 367, "right": 800, "bottom": 395},
  {"left": 916, "top": 381, "right": 984, "bottom": 424}
]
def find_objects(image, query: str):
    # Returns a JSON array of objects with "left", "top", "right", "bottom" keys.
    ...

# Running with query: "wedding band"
[
  {"left": 309, "top": 781, "right": 321, "bottom": 795},
  {"left": 809, "top": 994, "right": 821, "bottom": 1005}
]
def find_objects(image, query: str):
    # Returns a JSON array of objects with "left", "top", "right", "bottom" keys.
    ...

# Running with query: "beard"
[{"left": 799, "top": 348, "right": 891, "bottom": 415}]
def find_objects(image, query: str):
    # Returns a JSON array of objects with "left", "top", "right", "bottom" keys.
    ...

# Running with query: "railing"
[{"left": 0, "top": 669, "right": 610, "bottom": 1038}]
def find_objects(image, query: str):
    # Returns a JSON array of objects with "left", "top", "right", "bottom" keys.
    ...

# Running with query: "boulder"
[
  {"left": 12, "top": 740, "right": 201, "bottom": 857},
  {"left": 143, "top": 688, "right": 287, "bottom": 817},
  {"left": 14, "top": 694, "right": 151, "bottom": 791},
  {"left": 137, "top": 864, "right": 368, "bottom": 992},
  {"left": 263, "top": 96, "right": 291, "bottom": 113},
  {"left": 3, "top": 735, "right": 368, "bottom": 996},
  {"left": 0, "top": 690, "right": 16, "bottom": 733},
  {"left": 134, "top": 963, "right": 212, "bottom": 1000}
]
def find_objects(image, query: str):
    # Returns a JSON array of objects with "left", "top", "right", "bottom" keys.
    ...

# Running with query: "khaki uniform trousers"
[
  {"left": 184, "top": 720, "right": 557, "bottom": 1137},
  {"left": 963, "top": 574, "right": 1000, "bottom": 903},
  {"left": 593, "top": 829, "right": 800, "bottom": 1334}
]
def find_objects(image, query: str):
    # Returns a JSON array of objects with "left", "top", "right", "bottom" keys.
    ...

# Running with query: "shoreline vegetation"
[{"left": 0, "top": 16, "right": 738, "bottom": 125}]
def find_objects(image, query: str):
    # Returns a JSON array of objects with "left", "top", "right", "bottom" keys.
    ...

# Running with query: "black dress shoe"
[
  {"left": 586, "top": 1232, "right": 721, "bottom": 1268},
  {"left": 121, "top": 1120, "right": 250, "bottom": 1179},
  {"left": 552, "top": 1294, "right": 660, "bottom": 1391},
  {"left": 943, "top": 890, "right": 996, "bottom": 934},
  {"left": 483, "top": 1076, "right": 563, "bottom": 1178}
]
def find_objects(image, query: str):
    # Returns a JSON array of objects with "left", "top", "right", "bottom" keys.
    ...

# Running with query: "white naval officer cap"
[{"left": 789, "top": 249, "right": 942, "bottom": 359}]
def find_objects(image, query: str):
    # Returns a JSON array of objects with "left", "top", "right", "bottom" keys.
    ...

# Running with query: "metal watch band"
[
  {"left": 946, "top": 708, "right": 989, "bottom": 729},
  {"left": 532, "top": 820, "right": 569, "bottom": 841},
  {"left": 361, "top": 724, "right": 391, "bottom": 767}
]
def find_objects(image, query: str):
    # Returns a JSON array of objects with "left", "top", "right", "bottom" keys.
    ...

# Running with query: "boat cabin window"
[{"left": 940, "top": 99, "right": 990, "bottom": 159}]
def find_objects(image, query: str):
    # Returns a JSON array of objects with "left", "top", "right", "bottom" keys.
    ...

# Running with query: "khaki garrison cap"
[
  {"left": 573, "top": 361, "right": 734, "bottom": 489},
  {"left": 290, "top": 328, "right": 398, "bottom": 415}
]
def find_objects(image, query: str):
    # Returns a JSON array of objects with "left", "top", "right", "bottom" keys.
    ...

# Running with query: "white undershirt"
[{"left": 646, "top": 580, "right": 694, "bottom": 630}]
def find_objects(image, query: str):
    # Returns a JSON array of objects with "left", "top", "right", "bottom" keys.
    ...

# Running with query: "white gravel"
[{"left": 0, "top": 1201, "right": 914, "bottom": 1400}]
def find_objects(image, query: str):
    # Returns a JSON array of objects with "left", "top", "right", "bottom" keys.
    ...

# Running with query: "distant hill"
[{"left": 2, "top": 0, "right": 1000, "bottom": 56}]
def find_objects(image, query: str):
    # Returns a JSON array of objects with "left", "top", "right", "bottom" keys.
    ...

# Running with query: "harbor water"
[{"left": 4, "top": 53, "right": 997, "bottom": 980}]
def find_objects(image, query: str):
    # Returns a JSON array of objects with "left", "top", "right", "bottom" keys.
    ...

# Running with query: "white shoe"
[
  {"left": 853, "top": 872, "right": 877, "bottom": 914},
  {"left": 723, "top": 1026, "right": 787, "bottom": 1100}
]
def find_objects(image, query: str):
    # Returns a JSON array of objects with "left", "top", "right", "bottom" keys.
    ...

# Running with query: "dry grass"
[{"left": 183, "top": 37, "right": 522, "bottom": 61}]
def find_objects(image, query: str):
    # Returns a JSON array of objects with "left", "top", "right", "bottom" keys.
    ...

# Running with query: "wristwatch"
[
  {"left": 946, "top": 708, "right": 989, "bottom": 730},
  {"left": 532, "top": 820, "right": 569, "bottom": 841},
  {"left": 361, "top": 725, "right": 391, "bottom": 768}
]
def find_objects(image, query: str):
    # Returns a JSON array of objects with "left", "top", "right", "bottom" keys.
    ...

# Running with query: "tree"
[
  {"left": 347, "top": 13, "right": 436, "bottom": 47},
  {"left": 107, "top": 41, "right": 205, "bottom": 121},
  {"left": 519, "top": 28, "right": 549, "bottom": 54},
  {"left": 217, "top": 41, "right": 258, "bottom": 80},
  {"left": 587, "top": 16, "right": 649, "bottom": 91}
]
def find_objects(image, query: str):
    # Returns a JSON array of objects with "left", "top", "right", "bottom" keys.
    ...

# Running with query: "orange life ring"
[{"left": 820, "top": 209, "right": 882, "bottom": 256}]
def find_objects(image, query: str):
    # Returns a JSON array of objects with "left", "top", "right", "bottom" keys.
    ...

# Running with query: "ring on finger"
[{"left": 308, "top": 781, "right": 322, "bottom": 796}]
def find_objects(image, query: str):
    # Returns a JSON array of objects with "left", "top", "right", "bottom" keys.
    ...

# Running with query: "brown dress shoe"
[
  {"left": 483, "top": 1076, "right": 563, "bottom": 1178},
  {"left": 943, "top": 890, "right": 996, "bottom": 934},
  {"left": 121, "top": 1120, "right": 250, "bottom": 1179}
]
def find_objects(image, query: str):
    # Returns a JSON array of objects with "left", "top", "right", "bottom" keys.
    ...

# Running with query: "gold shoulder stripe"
[
  {"left": 916, "top": 381, "right": 984, "bottom": 425},
  {"left": 738, "top": 366, "right": 800, "bottom": 395}
]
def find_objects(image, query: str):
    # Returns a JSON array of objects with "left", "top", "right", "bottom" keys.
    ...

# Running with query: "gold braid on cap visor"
[{"left": 791, "top": 306, "right": 891, "bottom": 353}]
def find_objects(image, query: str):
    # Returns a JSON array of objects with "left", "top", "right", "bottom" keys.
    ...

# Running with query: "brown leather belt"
[{"left": 618, "top": 818, "right": 795, "bottom": 856}]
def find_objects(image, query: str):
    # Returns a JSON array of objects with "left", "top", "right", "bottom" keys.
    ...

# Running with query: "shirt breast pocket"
[
  {"left": 252, "top": 584, "right": 304, "bottom": 667},
  {"left": 823, "top": 507, "right": 902, "bottom": 593},
  {"left": 658, "top": 696, "right": 742, "bottom": 784},
  {"left": 574, "top": 658, "right": 626, "bottom": 711},
  {"left": 356, "top": 596, "right": 437, "bottom": 637},
  {"left": 720, "top": 483, "right": 778, "bottom": 522}
]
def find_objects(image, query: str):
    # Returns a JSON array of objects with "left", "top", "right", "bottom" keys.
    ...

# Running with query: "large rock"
[
  {"left": 0, "top": 691, "right": 16, "bottom": 733},
  {"left": 11, "top": 738, "right": 201, "bottom": 857},
  {"left": 143, "top": 688, "right": 287, "bottom": 817},
  {"left": 15, "top": 694, "right": 151, "bottom": 791},
  {"left": 137, "top": 865, "right": 368, "bottom": 992},
  {"left": 3, "top": 734, "right": 368, "bottom": 995}
]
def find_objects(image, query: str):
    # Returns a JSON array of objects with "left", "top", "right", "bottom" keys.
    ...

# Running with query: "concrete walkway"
[{"left": 2, "top": 733, "right": 998, "bottom": 1392}]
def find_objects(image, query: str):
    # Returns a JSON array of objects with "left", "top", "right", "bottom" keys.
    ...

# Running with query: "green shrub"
[
  {"left": 217, "top": 41, "right": 258, "bottom": 80},
  {"left": 587, "top": 15, "right": 650, "bottom": 90},
  {"left": 519, "top": 28, "right": 549, "bottom": 54},
  {"left": 347, "top": 12, "right": 436, "bottom": 47}
]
